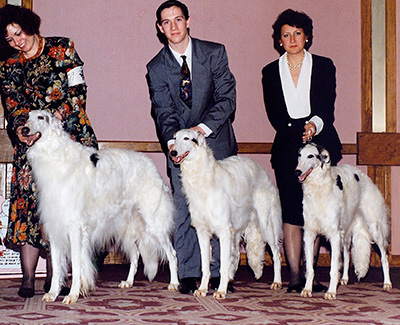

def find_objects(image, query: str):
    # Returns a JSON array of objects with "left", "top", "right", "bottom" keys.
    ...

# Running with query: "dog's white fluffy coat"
[
  {"left": 170, "top": 129, "right": 283, "bottom": 299},
  {"left": 24, "top": 110, "right": 179, "bottom": 304},
  {"left": 296, "top": 143, "right": 392, "bottom": 300}
]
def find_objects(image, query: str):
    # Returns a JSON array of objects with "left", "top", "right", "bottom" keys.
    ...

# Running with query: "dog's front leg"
[
  {"left": 42, "top": 243, "right": 63, "bottom": 302},
  {"left": 194, "top": 228, "right": 211, "bottom": 297},
  {"left": 325, "top": 232, "right": 341, "bottom": 300},
  {"left": 214, "top": 229, "right": 231, "bottom": 299},
  {"left": 62, "top": 229, "right": 82, "bottom": 304},
  {"left": 301, "top": 230, "right": 316, "bottom": 298}
]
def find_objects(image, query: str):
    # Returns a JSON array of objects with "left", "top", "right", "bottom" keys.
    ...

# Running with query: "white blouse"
[{"left": 279, "top": 50, "right": 323, "bottom": 134}]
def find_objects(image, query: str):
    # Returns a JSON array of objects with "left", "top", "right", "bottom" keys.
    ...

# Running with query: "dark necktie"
[{"left": 180, "top": 55, "right": 192, "bottom": 108}]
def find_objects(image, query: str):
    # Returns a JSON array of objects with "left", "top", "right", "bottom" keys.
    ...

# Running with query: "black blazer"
[
  {"left": 147, "top": 38, "right": 237, "bottom": 165},
  {"left": 262, "top": 54, "right": 342, "bottom": 170}
]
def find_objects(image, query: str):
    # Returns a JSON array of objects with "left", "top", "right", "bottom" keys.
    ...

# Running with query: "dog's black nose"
[
  {"left": 21, "top": 126, "right": 30, "bottom": 137},
  {"left": 170, "top": 150, "right": 177, "bottom": 157},
  {"left": 295, "top": 170, "right": 301, "bottom": 177}
]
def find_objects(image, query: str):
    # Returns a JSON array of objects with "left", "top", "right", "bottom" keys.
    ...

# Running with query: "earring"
[
  {"left": 306, "top": 40, "right": 309, "bottom": 43},
  {"left": 280, "top": 43, "right": 283, "bottom": 47}
]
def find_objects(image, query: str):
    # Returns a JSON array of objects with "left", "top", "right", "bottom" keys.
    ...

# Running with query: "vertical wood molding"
[
  {"left": 361, "top": 0, "right": 373, "bottom": 133},
  {"left": 384, "top": 0, "right": 396, "bottom": 212},
  {"left": 386, "top": 0, "right": 397, "bottom": 133},
  {"left": 21, "top": 0, "right": 32, "bottom": 9},
  {"left": 362, "top": 0, "right": 393, "bottom": 211}
]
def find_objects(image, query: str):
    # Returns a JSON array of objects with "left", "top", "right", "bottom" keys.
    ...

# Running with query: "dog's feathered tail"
[
  {"left": 244, "top": 221, "right": 265, "bottom": 279},
  {"left": 138, "top": 238, "right": 165, "bottom": 282},
  {"left": 352, "top": 174, "right": 390, "bottom": 281},
  {"left": 351, "top": 216, "right": 372, "bottom": 280}
]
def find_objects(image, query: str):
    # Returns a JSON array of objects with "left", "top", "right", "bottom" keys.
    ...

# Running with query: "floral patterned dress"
[{"left": 0, "top": 36, "right": 98, "bottom": 249}]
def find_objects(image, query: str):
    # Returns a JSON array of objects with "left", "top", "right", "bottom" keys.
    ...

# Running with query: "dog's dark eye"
[
  {"left": 184, "top": 137, "right": 189, "bottom": 141},
  {"left": 307, "top": 154, "right": 314, "bottom": 159},
  {"left": 38, "top": 116, "right": 45, "bottom": 120}
]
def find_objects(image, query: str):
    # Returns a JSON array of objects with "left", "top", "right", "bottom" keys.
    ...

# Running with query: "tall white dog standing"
[
  {"left": 296, "top": 143, "right": 392, "bottom": 300},
  {"left": 23, "top": 110, "right": 179, "bottom": 304},
  {"left": 170, "top": 129, "right": 283, "bottom": 299}
]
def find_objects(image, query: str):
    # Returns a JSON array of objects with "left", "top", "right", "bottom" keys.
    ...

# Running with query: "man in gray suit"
[{"left": 146, "top": 0, "right": 237, "bottom": 294}]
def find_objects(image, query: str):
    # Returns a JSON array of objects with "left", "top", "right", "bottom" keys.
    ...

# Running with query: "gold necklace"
[{"left": 286, "top": 51, "right": 305, "bottom": 71}]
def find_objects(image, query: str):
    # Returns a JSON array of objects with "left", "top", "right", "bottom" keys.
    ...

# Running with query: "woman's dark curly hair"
[
  {"left": 272, "top": 9, "right": 313, "bottom": 55},
  {"left": 0, "top": 4, "right": 41, "bottom": 60}
]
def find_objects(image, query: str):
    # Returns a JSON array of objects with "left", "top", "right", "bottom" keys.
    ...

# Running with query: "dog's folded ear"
[
  {"left": 48, "top": 112, "right": 62, "bottom": 130},
  {"left": 320, "top": 148, "right": 331, "bottom": 170},
  {"left": 195, "top": 131, "right": 206, "bottom": 146}
]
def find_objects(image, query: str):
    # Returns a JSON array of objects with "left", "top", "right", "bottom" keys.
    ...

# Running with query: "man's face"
[{"left": 157, "top": 6, "right": 190, "bottom": 46}]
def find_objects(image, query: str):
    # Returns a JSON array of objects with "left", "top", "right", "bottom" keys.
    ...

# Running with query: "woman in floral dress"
[{"left": 0, "top": 4, "right": 98, "bottom": 298}]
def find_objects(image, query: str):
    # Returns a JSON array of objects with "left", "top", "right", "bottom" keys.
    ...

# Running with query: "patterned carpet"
[{"left": 0, "top": 264, "right": 399, "bottom": 325}]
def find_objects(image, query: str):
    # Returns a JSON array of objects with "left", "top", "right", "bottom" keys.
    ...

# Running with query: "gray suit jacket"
[{"left": 146, "top": 38, "right": 237, "bottom": 165}]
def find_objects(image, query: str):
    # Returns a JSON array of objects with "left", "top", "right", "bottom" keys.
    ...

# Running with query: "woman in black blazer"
[{"left": 262, "top": 9, "right": 342, "bottom": 293}]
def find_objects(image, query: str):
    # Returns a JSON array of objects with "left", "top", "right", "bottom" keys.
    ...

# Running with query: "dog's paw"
[
  {"left": 300, "top": 289, "right": 312, "bottom": 298},
  {"left": 213, "top": 291, "right": 226, "bottom": 300},
  {"left": 62, "top": 294, "right": 79, "bottom": 304},
  {"left": 168, "top": 283, "right": 179, "bottom": 292},
  {"left": 194, "top": 289, "right": 207, "bottom": 297},
  {"left": 118, "top": 280, "right": 133, "bottom": 288},
  {"left": 340, "top": 279, "right": 348, "bottom": 286},
  {"left": 383, "top": 283, "right": 392, "bottom": 291},
  {"left": 270, "top": 282, "right": 282, "bottom": 290},
  {"left": 324, "top": 291, "right": 336, "bottom": 300},
  {"left": 42, "top": 293, "right": 57, "bottom": 302}
]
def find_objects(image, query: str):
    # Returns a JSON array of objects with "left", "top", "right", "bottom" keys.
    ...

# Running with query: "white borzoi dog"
[
  {"left": 170, "top": 129, "right": 283, "bottom": 299},
  {"left": 296, "top": 143, "right": 392, "bottom": 300},
  {"left": 22, "top": 110, "right": 179, "bottom": 304}
]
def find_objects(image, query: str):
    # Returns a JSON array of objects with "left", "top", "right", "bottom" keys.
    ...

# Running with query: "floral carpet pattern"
[{"left": 0, "top": 265, "right": 399, "bottom": 325}]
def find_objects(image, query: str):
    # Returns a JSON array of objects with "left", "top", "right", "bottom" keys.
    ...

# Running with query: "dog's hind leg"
[
  {"left": 268, "top": 235, "right": 282, "bottom": 290},
  {"left": 254, "top": 190, "right": 282, "bottom": 289},
  {"left": 340, "top": 234, "right": 351, "bottom": 286},
  {"left": 80, "top": 230, "right": 96, "bottom": 296},
  {"left": 119, "top": 241, "right": 140, "bottom": 288},
  {"left": 260, "top": 216, "right": 283, "bottom": 290},
  {"left": 244, "top": 221, "right": 264, "bottom": 280},
  {"left": 230, "top": 231, "right": 241, "bottom": 280},
  {"left": 160, "top": 237, "right": 179, "bottom": 291},
  {"left": 194, "top": 228, "right": 211, "bottom": 298},
  {"left": 373, "top": 231, "right": 392, "bottom": 291}
]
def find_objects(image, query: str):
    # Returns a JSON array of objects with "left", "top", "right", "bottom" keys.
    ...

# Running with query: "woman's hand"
[{"left": 302, "top": 121, "right": 316, "bottom": 143}]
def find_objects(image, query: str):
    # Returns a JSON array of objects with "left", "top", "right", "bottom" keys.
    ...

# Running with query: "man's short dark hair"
[
  {"left": 155, "top": 0, "right": 190, "bottom": 45},
  {"left": 156, "top": 0, "right": 189, "bottom": 25}
]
